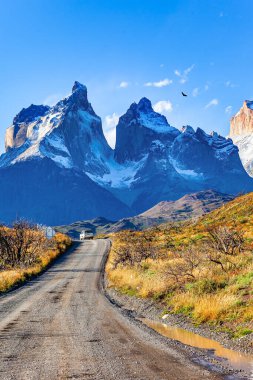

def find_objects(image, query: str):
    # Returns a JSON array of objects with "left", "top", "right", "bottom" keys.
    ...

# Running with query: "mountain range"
[
  {"left": 55, "top": 190, "right": 234, "bottom": 237},
  {"left": 0, "top": 81, "right": 252, "bottom": 225}
]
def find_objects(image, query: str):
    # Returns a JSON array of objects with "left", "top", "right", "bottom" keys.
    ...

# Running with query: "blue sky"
[{"left": 0, "top": 0, "right": 253, "bottom": 150}]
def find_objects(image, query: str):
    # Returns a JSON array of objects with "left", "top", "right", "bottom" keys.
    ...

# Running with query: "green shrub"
[
  {"left": 185, "top": 279, "right": 227, "bottom": 295},
  {"left": 235, "top": 272, "right": 253, "bottom": 287}
]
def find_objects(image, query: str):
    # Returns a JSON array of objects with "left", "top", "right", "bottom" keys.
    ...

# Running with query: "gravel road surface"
[{"left": 0, "top": 240, "right": 225, "bottom": 380}]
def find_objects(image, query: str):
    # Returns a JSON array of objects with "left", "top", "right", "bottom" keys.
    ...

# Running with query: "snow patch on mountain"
[
  {"left": 170, "top": 158, "right": 203, "bottom": 179},
  {"left": 138, "top": 111, "right": 175, "bottom": 134},
  {"left": 232, "top": 134, "right": 253, "bottom": 176},
  {"left": 86, "top": 155, "right": 147, "bottom": 188}
]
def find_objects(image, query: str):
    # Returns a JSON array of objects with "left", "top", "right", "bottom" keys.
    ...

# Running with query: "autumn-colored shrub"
[
  {"left": 106, "top": 193, "right": 253, "bottom": 334},
  {"left": 0, "top": 223, "right": 71, "bottom": 293}
]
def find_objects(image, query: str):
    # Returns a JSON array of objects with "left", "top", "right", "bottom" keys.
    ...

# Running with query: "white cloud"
[
  {"left": 225, "top": 80, "right": 236, "bottom": 88},
  {"left": 153, "top": 100, "right": 173, "bottom": 114},
  {"left": 204, "top": 84, "right": 209, "bottom": 91},
  {"left": 192, "top": 87, "right": 199, "bottom": 97},
  {"left": 119, "top": 81, "right": 129, "bottom": 88},
  {"left": 104, "top": 113, "right": 119, "bottom": 128},
  {"left": 104, "top": 128, "right": 116, "bottom": 148},
  {"left": 144, "top": 78, "right": 172, "bottom": 88},
  {"left": 225, "top": 105, "right": 233, "bottom": 114},
  {"left": 43, "top": 94, "right": 62, "bottom": 106},
  {"left": 205, "top": 99, "right": 219, "bottom": 109},
  {"left": 104, "top": 113, "right": 120, "bottom": 148},
  {"left": 174, "top": 64, "right": 195, "bottom": 83},
  {"left": 184, "top": 64, "right": 195, "bottom": 75}
]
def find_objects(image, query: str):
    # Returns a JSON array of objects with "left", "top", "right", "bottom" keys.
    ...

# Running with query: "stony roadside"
[{"left": 105, "top": 283, "right": 253, "bottom": 379}]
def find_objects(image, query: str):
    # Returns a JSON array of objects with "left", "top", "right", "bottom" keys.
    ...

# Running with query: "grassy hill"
[{"left": 106, "top": 192, "right": 253, "bottom": 337}]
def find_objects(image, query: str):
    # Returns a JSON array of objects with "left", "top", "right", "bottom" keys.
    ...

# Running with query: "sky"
[{"left": 0, "top": 0, "right": 253, "bottom": 151}]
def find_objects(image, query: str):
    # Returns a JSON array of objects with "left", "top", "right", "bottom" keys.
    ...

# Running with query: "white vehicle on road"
[{"left": 80, "top": 229, "right": 94, "bottom": 240}]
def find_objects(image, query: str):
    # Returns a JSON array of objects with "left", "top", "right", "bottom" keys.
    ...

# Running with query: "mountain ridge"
[
  {"left": 0, "top": 82, "right": 252, "bottom": 225},
  {"left": 55, "top": 189, "right": 234, "bottom": 237}
]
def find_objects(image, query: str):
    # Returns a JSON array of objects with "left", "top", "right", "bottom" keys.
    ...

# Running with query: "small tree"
[
  {"left": 0, "top": 220, "right": 48, "bottom": 268},
  {"left": 112, "top": 230, "right": 160, "bottom": 269},
  {"left": 203, "top": 225, "right": 245, "bottom": 272},
  {"left": 163, "top": 247, "right": 203, "bottom": 285}
]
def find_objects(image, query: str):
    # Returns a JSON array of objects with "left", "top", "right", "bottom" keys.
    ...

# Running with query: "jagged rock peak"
[
  {"left": 128, "top": 97, "right": 152, "bottom": 113},
  {"left": 122, "top": 96, "right": 171, "bottom": 133},
  {"left": 230, "top": 99, "right": 253, "bottom": 137},
  {"left": 54, "top": 81, "right": 95, "bottom": 115},
  {"left": 13, "top": 104, "right": 49, "bottom": 124},
  {"left": 210, "top": 131, "right": 219, "bottom": 138},
  {"left": 181, "top": 125, "right": 195, "bottom": 134},
  {"left": 137, "top": 97, "right": 153, "bottom": 111},
  {"left": 72, "top": 81, "right": 87, "bottom": 94}
]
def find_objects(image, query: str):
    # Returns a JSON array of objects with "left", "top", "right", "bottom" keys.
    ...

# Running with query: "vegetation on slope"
[
  {"left": 0, "top": 220, "right": 72, "bottom": 293},
  {"left": 106, "top": 193, "right": 253, "bottom": 337}
]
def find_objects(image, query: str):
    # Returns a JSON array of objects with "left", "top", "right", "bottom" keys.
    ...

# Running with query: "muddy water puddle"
[{"left": 140, "top": 318, "right": 253, "bottom": 376}]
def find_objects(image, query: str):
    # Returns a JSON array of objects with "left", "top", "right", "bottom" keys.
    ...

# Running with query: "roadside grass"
[
  {"left": 0, "top": 233, "right": 72, "bottom": 293},
  {"left": 106, "top": 193, "right": 253, "bottom": 336}
]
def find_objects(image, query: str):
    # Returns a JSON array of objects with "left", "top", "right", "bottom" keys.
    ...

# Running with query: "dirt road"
[{"left": 0, "top": 240, "right": 225, "bottom": 380}]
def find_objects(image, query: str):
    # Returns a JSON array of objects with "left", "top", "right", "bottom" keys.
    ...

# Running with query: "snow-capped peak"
[
  {"left": 1, "top": 82, "right": 112, "bottom": 174},
  {"left": 122, "top": 97, "right": 177, "bottom": 134}
]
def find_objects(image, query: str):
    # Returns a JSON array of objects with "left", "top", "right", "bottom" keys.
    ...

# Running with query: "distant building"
[{"left": 38, "top": 225, "right": 56, "bottom": 239}]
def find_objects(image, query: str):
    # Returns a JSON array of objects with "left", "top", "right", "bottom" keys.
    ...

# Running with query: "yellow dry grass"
[
  {"left": 0, "top": 233, "right": 71, "bottom": 293},
  {"left": 106, "top": 193, "right": 253, "bottom": 335}
]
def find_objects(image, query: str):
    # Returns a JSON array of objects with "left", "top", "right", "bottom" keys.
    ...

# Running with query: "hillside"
[
  {"left": 55, "top": 190, "right": 233, "bottom": 237},
  {"left": 106, "top": 192, "right": 253, "bottom": 337},
  {"left": 140, "top": 189, "right": 234, "bottom": 221}
]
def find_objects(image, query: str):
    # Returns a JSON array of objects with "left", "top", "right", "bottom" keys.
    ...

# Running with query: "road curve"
[{"left": 0, "top": 240, "right": 224, "bottom": 380}]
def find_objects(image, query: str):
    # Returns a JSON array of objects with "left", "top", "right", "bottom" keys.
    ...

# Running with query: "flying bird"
[{"left": 181, "top": 92, "right": 187, "bottom": 97}]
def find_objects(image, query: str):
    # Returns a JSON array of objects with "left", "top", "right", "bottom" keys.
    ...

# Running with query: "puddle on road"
[{"left": 140, "top": 318, "right": 253, "bottom": 376}]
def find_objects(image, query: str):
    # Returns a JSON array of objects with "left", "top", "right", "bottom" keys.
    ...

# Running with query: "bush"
[
  {"left": 186, "top": 278, "right": 227, "bottom": 295},
  {"left": 112, "top": 230, "right": 159, "bottom": 268},
  {"left": 0, "top": 231, "right": 71, "bottom": 293},
  {"left": 0, "top": 220, "right": 48, "bottom": 268}
]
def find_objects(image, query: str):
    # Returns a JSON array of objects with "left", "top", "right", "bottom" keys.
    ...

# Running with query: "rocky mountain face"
[
  {"left": 114, "top": 97, "right": 179, "bottom": 163},
  {"left": 230, "top": 100, "right": 253, "bottom": 176},
  {"left": 91, "top": 97, "right": 251, "bottom": 215},
  {"left": 0, "top": 82, "right": 129, "bottom": 224},
  {"left": 5, "top": 104, "right": 50, "bottom": 151},
  {"left": 230, "top": 101, "right": 253, "bottom": 137},
  {"left": 2, "top": 82, "right": 112, "bottom": 175},
  {"left": 0, "top": 82, "right": 252, "bottom": 225}
]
